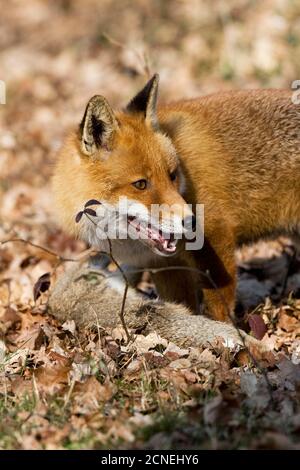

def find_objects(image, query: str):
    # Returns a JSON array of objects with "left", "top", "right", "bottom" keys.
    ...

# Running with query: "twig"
[
  {"left": 0, "top": 237, "right": 94, "bottom": 264},
  {"left": 106, "top": 238, "right": 131, "bottom": 343},
  {"left": 82, "top": 213, "right": 132, "bottom": 343}
]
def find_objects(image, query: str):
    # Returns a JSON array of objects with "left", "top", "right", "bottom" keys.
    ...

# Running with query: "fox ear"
[
  {"left": 126, "top": 74, "right": 159, "bottom": 128},
  {"left": 79, "top": 95, "right": 118, "bottom": 156}
]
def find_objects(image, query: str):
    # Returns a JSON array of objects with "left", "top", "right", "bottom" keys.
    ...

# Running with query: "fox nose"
[{"left": 183, "top": 215, "right": 196, "bottom": 232}]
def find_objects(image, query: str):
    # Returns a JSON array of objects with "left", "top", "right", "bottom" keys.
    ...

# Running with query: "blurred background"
[
  {"left": 1, "top": 1, "right": 300, "bottom": 450},
  {"left": 1, "top": 0, "right": 300, "bottom": 266}
]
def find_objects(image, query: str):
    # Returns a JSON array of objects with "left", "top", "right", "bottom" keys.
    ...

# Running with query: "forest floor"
[{"left": 1, "top": 0, "right": 300, "bottom": 449}]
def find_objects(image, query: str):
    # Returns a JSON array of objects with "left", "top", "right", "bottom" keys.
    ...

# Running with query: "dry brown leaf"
[
  {"left": 248, "top": 314, "right": 268, "bottom": 339},
  {"left": 131, "top": 332, "right": 168, "bottom": 355},
  {"left": 16, "top": 324, "right": 45, "bottom": 350},
  {"left": 62, "top": 319, "right": 76, "bottom": 335},
  {"left": 144, "top": 351, "right": 169, "bottom": 368},
  {"left": 35, "top": 364, "right": 70, "bottom": 394},
  {"left": 278, "top": 309, "right": 300, "bottom": 333},
  {"left": 168, "top": 358, "right": 191, "bottom": 370},
  {"left": 11, "top": 376, "right": 34, "bottom": 397},
  {"left": 72, "top": 376, "right": 115, "bottom": 414}
]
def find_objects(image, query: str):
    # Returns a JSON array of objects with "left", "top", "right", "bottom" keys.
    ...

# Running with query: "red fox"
[{"left": 52, "top": 74, "right": 300, "bottom": 322}]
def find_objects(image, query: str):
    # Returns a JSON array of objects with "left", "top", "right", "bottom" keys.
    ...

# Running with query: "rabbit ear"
[
  {"left": 79, "top": 95, "right": 118, "bottom": 156},
  {"left": 126, "top": 74, "right": 159, "bottom": 128}
]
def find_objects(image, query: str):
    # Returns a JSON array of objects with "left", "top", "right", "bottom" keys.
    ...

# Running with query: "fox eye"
[
  {"left": 132, "top": 179, "right": 148, "bottom": 190},
  {"left": 170, "top": 169, "right": 177, "bottom": 181}
]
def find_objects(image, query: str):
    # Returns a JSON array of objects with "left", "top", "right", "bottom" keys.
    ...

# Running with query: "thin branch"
[
  {"left": 0, "top": 237, "right": 94, "bottom": 263},
  {"left": 106, "top": 238, "right": 131, "bottom": 342},
  {"left": 83, "top": 213, "right": 132, "bottom": 343}
]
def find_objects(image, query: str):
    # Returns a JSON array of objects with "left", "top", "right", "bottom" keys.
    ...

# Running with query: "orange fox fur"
[{"left": 52, "top": 74, "right": 300, "bottom": 322}]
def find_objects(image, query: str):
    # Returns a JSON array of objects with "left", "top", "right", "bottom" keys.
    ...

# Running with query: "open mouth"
[{"left": 127, "top": 216, "right": 177, "bottom": 255}]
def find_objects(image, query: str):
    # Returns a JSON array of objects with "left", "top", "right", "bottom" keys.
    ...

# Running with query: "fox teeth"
[
  {"left": 149, "top": 230, "right": 160, "bottom": 241},
  {"left": 128, "top": 217, "right": 177, "bottom": 253}
]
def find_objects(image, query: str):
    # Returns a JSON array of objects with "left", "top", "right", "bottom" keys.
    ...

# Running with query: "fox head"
[{"left": 53, "top": 74, "right": 195, "bottom": 257}]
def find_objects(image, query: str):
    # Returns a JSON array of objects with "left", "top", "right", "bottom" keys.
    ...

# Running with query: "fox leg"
[
  {"left": 194, "top": 227, "right": 237, "bottom": 322},
  {"left": 291, "top": 234, "right": 300, "bottom": 252},
  {"left": 151, "top": 261, "right": 200, "bottom": 312}
]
